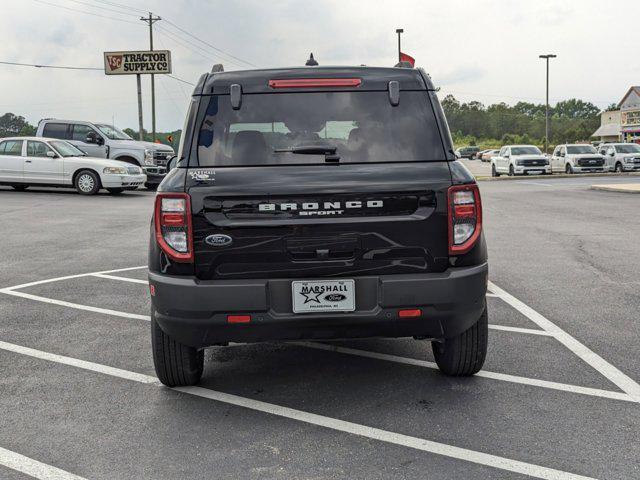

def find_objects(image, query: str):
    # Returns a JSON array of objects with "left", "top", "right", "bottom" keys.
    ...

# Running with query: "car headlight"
[
  {"left": 144, "top": 149, "right": 154, "bottom": 165},
  {"left": 103, "top": 167, "right": 128, "bottom": 174},
  {"left": 624, "top": 157, "right": 634, "bottom": 163},
  {"left": 516, "top": 160, "right": 524, "bottom": 166}
]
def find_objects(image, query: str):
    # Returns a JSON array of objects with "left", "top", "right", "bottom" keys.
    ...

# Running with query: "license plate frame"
[{"left": 291, "top": 279, "right": 356, "bottom": 313}]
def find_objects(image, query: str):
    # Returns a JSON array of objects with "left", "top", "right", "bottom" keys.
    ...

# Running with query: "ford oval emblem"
[
  {"left": 324, "top": 293, "right": 346, "bottom": 302},
  {"left": 205, "top": 234, "right": 233, "bottom": 247}
]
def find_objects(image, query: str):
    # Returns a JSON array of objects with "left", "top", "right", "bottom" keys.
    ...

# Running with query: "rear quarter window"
[
  {"left": 194, "top": 90, "right": 445, "bottom": 166},
  {"left": 42, "top": 123, "right": 70, "bottom": 140}
]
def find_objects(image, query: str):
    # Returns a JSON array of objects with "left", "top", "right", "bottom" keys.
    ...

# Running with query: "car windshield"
[
  {"left": 96, "top": 124, "right": 132, "bottom": 140},
  {"left": 50, "top": 140, "right": 86, "bottom": 157},
  {"left": 511, "top": 146, "right": 541, "bottom": 155},
  {"left": 195, "top": 91, "right": 445, "bottom": 166},
  {"left": 567, "top": 145, "right": 597, "bottom": 154},
  {"left": 615, "top": 144, "right": 640, "bottom": 154}
]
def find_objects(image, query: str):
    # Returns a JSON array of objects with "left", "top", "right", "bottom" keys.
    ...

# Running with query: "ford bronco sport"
[{"left": 148, "top": 65, "right": 488, "bottom": 386}]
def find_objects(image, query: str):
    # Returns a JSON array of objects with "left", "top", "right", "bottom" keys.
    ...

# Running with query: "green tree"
[{"left": 0, "top": 113, "right": 33, "bottom": 137}]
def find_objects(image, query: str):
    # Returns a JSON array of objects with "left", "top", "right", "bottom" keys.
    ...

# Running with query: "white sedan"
[{"left": 0, "top": 137, "right": 146, "bottom": 195}]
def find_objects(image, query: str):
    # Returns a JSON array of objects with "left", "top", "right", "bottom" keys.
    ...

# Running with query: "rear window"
[
  {"left": 42, "top": 123, "right": 70, "bottom": 140},
  {"left": 195, "top": 91, "right": 445, "bottom": 166}
]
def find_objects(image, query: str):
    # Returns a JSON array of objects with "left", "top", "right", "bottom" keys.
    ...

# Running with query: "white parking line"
[
  {"left": 0, "top": 290, "right": 151, "bottom": 322},
  {"left": 0, "top": 340, "right": 597, "bottom": 480},
  {"left": 1, "top": 266, "right": 147, "bottom": 291},
  {"left": 91, "top": 273, "right": 148, "bottom": 285},
  {"left": 293, "top": 342, "right": 634, "bottom": 403},
  {"left": 1, "top": 268, "right": 636, "bottom": 404},
  {"left": 488, "top": 281, "right": 640, "bottom": 403},
  {"left": 488, "top": 325, "right": 553, "bottom": 336},
  {"left": 0, "top": 446, "right": 87, "bottom": 480},
  {"left": 0, "top": 340, "right": 157, "bottom": 383}
]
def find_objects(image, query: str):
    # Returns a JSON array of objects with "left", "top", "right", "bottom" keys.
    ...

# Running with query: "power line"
[
  {"left": 79, "top": 0, "right": 255, "bottom": 68},
  {"left": 0, "top": 60, "right": 102, "bottom": 70},
  {"left": 30, "top": 0, "right": 140, "bottom": 25},
  {"left": 89, "top": 0, "right": 147, "bottom": 14},
  {"left": 155, "top": 26, "right": 230, "bottom": 67},
  {"left": 167, "top": 74, "right": 194, "bottom": 87},
  {"left": 0, "top": 59, "right": 195, "bottom": 88},
  {"left": 161, "top": 18, "right": 257, "bottom": 68},
  {"left": 63, "top": 0, "right": 138, "bottom": 17}
]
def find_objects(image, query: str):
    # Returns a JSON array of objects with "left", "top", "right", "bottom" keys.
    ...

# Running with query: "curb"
[
  {"left": 590, "top": 184, "right": 640, "bottom": 194},
  {"left": 475, "top": 172, "right": 640, "bottom": 182}
]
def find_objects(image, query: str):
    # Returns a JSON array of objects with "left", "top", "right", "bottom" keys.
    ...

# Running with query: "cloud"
[{"left": 0, "top": 0, "right": 634, "bottom": 130}]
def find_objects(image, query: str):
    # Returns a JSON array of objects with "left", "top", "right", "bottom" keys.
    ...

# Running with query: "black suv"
[{"left": 149, "top": 65, "right": 488, "bottom": 386}]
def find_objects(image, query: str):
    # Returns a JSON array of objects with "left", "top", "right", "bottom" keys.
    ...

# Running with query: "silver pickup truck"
[{"left": 36, "top": 119, "right": 174, "bottom": 189}]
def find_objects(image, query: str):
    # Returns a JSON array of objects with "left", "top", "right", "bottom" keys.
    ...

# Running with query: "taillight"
[
  {"left": 154, "top": 193, "right": 193, "bottom": 262},
  {"left": 448, "top": 184, "right": 482, "bottom": 255}
]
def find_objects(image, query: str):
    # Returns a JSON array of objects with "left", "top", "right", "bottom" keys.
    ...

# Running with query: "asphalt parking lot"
[{"left": 1, "top": 178, "right": 639, "bottom": 480}]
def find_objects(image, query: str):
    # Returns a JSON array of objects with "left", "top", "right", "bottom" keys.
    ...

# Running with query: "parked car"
[
  {"left": 0, "top": 137, "right": 146, "bottom": 195},
  {"left": 454, "top": 146, "right": 480, "bottom": 159},
  {"left": 149, "top": 65, "right": 488, "bottom": 386},
  {"left": 36, "top": 119, "right": 173, "bottom": 190},
  {"left": 491, "top": 145, "right": 551, "bottom": 176},
  {"left": 480, "top": 149, "right": 500, "bottom": 162},
  {"left": 551, "top": 144, "right": 607, "bottom": 174},
  {"left": 597, "top": 143, "right": 640, "bottom": 172}
]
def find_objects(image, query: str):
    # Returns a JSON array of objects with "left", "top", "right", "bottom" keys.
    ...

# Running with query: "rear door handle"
[{"left": 25, "top": 160, "right": 32, "bottom": 163}]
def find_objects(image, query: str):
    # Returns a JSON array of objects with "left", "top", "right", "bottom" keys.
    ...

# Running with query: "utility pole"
[
  {"left": 141, "top": 12, "right": 161, "bottom": 142},
  {"left": 539, "top": 54, "right": 557, "bottom": 154},
  {"left": 396, "top": 28, "right": 404, "bottom": 63}
]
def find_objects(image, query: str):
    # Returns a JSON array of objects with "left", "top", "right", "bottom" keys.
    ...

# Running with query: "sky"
[{"left": 1, "top": 0, "right": 638, "bottom": 132}]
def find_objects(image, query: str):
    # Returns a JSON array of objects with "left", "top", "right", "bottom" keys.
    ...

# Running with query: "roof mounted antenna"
[
  {"left": 211, "top": 64, "right": 224, "bottom": 73},
  {"left": 305, "top": 53, "right": 318, "bottom": 66}
]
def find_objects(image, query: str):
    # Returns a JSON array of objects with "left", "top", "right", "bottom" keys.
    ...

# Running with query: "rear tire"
[
  {"left": 107, "top": 188, "right": 124, "bottom": 195},
  {"left": 74, "top": 170, "right": 101, "bottom": 195},
  {"left": 432, "top": 305, "right": 488, "bottom": 376},
  {"left": 151, "top": 309, "right": 204, "bottom": 387},
  {"left": 11, "top": 185, "right": 28, "bottom": 191}
]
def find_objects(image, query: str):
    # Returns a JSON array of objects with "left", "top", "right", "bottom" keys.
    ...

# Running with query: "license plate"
[
  {"left": 527, "top": 170, "right": 543, "bottom": 175},
  {"left": 292, "top": 279, "right": 355, "bottom": 313}
]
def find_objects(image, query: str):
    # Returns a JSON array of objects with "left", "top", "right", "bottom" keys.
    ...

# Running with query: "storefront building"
[
  {"left": 592, "top": 110, "right": 621, "bottom": 143},
  {"left": 619, "top": 86, "right": 640, "bottom": 143}
]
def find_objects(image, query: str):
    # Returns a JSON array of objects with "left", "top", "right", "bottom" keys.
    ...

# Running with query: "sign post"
[
  {"left": 103, "top": 50, "right": 171, "bottom": 141},
  {"left": 136, "top": 74, "right": 143, "bottom": 141}
]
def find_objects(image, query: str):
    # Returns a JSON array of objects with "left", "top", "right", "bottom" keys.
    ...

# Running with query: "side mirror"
[
  {"left": 46, "top": 151, "right": 56, "bottom": 158},
  {"left": 85, "top": 132, "right": 97, "bottom": 144},
  {"left": 166, "top": 155, "right": 177, "bottom": 172}
]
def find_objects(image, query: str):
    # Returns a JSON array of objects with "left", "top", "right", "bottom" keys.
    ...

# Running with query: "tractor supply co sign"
[{"left": 103, "top": 50, "right": 171, "bottom": 75}]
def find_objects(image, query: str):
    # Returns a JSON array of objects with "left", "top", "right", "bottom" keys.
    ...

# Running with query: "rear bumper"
[{"left": 149, "top": 263, "right": 488, "bottom": 347}]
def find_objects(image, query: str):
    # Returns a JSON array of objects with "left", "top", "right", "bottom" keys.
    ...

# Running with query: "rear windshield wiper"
[{"left": 274, "top": 145, "right": 340, "bottom": 162}]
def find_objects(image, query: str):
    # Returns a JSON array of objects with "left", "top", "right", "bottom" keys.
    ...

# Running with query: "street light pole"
[
  {"left": 396, "top": 28, "right": 403, "bottom": 63},
  {"left": 539, "top": 54, "right": 557, "bottom": 154}
]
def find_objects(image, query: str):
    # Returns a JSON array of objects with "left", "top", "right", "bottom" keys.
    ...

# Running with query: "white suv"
[
  {"left": 551, "top": 144, "right": 607, "bottom": 174},
  {"left": 491, "top": 145, "right": 551, "bottom": 177},
  {"left": 597, "top": 143, "right": 640, "bottom": 173}
]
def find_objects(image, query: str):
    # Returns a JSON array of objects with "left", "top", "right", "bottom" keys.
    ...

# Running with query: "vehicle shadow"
[{"left": 0, "top": 186, "right": 154, "bottom": 197}]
